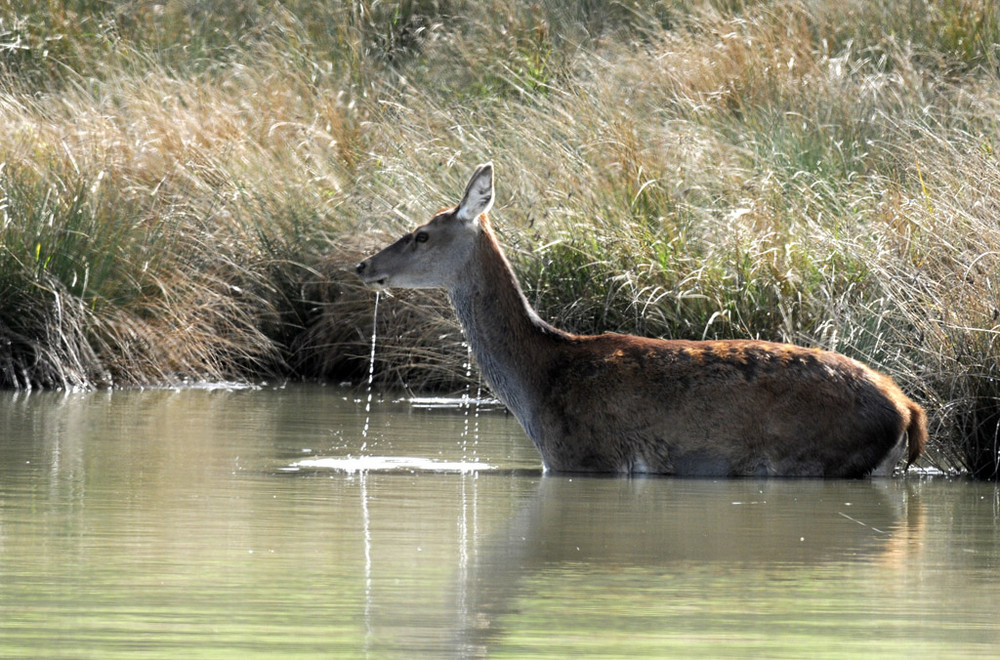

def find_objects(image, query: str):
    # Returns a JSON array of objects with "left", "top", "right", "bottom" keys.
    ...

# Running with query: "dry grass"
[{"left": 2, "top": 0, "right": 999, "bottom": 476}]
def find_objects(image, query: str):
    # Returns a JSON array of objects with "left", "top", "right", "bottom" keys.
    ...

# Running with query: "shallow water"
[{"left": 0, "top": 385, "right": 998, "bottom": 658}]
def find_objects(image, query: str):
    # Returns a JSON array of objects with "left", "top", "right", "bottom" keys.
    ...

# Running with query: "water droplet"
[{"left": 361, "top": 291, "right": 380, "bottom": 447}]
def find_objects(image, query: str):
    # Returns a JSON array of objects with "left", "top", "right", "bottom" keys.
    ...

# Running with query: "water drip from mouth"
[
  {"left": 360, "top": 290, "right": 380, "bottom": 451},
  {"left": 460, "top": 344, "right": 483, "bottom": 474},
  {"left": 461, "top": 344, "right": 472, "bottom": 455}
]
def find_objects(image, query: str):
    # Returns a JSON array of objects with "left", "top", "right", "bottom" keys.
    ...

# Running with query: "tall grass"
[{"left": 2, "top": 0, "right": 999, "bottom": 476}]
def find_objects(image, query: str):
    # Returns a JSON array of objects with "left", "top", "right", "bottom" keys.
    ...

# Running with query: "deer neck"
[{"left": 447, "top": 221, "right": 563, "bottom": 425}]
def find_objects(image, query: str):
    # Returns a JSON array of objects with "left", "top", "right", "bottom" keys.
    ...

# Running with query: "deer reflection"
[{"left": 452, "top": 476, "right": 925, "bottom": 655}]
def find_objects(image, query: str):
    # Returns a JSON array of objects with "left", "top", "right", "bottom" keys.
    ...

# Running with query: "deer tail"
[{"left": 906, "top": 400, "right": 928, "bottom": 466}]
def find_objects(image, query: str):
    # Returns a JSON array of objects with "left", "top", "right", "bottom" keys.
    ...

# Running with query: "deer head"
[{"left": 357, "top": 163, "right": 494, "bottom": 289}]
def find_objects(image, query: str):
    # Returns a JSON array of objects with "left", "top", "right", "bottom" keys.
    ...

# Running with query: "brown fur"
[{"left": 358, "top": 164, "right": 927, "bottom": 477}]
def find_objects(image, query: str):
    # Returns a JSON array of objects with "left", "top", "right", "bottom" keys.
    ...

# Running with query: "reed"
[{"left": 1, "top": 0, "right": 998, "bottom": 476}]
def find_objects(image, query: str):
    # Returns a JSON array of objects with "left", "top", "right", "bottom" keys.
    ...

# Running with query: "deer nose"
[{"left": 356, "top": 262, "right": 366, "bottom": 275}]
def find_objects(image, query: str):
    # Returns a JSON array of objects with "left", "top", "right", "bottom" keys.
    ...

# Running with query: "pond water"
[{"left": 1, "top": 384, "right": 998, "bottom": 658}]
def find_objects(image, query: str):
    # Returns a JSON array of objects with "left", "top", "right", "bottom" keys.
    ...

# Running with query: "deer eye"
[{"left": 414, "top": 231, "right": 429, "bottom": 243}]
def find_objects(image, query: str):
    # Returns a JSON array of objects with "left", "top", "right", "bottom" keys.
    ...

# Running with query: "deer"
[{"left": 356, "top": 163, "right": 927, "bottom": 477}]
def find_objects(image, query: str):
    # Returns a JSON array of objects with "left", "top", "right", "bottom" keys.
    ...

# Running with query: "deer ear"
[{"left": 455, "top": 163, "right": 494, "bottom": 222}]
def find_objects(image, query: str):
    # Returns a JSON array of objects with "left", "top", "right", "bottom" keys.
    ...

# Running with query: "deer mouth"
[
  {"left": 358, "top": 272, "right": 389, "bottom": 288},
  {"left": 356, "top": 261, "right": 386, "bottom": 286}
]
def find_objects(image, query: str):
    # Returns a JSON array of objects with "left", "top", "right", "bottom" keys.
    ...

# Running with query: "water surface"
[{"left": 1, "top": 385, "right": 998, "bottom": 658}]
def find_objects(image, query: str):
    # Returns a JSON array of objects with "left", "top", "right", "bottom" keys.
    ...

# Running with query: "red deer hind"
[{"left": 356, "top": 163, "right": 927, "bottom": 477}]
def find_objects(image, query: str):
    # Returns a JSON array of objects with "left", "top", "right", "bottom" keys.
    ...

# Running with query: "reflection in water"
[
  {"left": 360, "top": 469, "right": 374, "bottom": 653},
  {"left": 454, "top": 477, "right": 924, "bottom": 655},
  {"left": 0, "top": 387, "right": 998, "bottom": 658}
]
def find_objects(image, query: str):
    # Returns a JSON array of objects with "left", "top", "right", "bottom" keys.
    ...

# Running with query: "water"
[
  {"left": 1, "top": 386, "right": 998, "bottom": 658},
  {"left": 360, "top": 290, "right": 379, "bottom": 447}
]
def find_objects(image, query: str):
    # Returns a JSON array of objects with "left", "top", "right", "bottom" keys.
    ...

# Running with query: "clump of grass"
[
  {"left": 865, "top": 121, "right": 1000, "bottom": 479},
  {"left": 2, "top": 0, "right": 999, "bottom": 477},
  {"left": 0, "top": 155, "right": 287, "bottom": 388}
]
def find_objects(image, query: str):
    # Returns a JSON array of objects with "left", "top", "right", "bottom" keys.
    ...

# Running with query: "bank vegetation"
[{"left": 2, "top": 0, "right": 998, "bottom": 477}]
